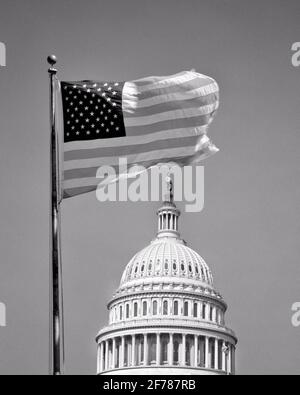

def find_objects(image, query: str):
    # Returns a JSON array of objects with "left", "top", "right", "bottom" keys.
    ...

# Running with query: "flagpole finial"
[
  {"left": 47, "top": 55, "right": 57, "bottom": 74},
  {"left": 47, "top": 54, "right": 57, "bottom": 66}
]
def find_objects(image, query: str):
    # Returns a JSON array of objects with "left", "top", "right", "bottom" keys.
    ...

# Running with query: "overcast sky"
[{"left": 0, "top": 0, "right": 300, "bottom": 375}]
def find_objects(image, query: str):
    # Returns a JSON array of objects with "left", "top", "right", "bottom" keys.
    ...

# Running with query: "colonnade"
[{"left": 97, "top": 333, "right": 235, "bottom": 374}]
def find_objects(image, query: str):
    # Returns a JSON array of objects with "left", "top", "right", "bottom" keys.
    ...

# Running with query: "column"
[
  {"left": 232, "top": 346, "right": 235, "bottom": 374},
  {"left": 214, "top": 338, "right": 219, "bottom": 370},
  {"left": 156, "top": 333, "right": 161, "bottom": 365},
  {"left": 97, "top": 343, "right": 101, "bottom": 373},
  {"left": 112, "top": 338, "right": 116, "bottom": 369},
  {"left": 120, "top": 336, "right": 125, "bottom": 368},
  {"left": 222, "top": 341, "right": 226, "bottom": 372},
  {"left": 143, "top": 333, "right": 148, "bottom": 366},
  {"left": 205, "top": 304, "right": 210, "bottom": 321},
  {"left": 205, "top": 337, "right": 209, "bottom": 368},
  {"left": 199, "top": 302, "right": 203, "bottom": 318},
  {"left": 194, "top": 335, "right": 198, "bottom": 367},
  {"left": 182, "top": 334, "right": 186, "bottom": 366},
  {"left": 131, "top": 334, "right": 136, "bottom": 366},
  {"left": 212, "top": 307, "right": 217, "bottom": 322},
  {"left": 105, "top": 340, "right": 109, "bottom": 371},
  {"left": 228, "top": 345, "right": 232, "bottom": 375},
  {"left": 168, "top": 333, "right": 173, "bottom": 365}
]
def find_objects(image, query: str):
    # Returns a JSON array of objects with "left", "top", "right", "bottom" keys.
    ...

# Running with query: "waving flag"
[{"left": 61, "top": 70, "right": 219, "bottom": 198}]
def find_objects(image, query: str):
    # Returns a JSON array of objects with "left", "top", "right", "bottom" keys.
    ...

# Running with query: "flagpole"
[{"left": 48, "top": 54, "right": 64, "bottom": 375}]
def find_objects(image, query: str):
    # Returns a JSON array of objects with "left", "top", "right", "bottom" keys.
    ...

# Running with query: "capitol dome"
[
  {"left": 120, "top": 238, "right": 214, "bottom": 290},
  {"left": 96, "top": 181, "right": 237, "bottom": 375}
]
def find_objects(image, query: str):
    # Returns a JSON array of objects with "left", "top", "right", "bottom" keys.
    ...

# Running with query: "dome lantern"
[{"left": 157, "top": 178, "right": 181, "bottom": 238}]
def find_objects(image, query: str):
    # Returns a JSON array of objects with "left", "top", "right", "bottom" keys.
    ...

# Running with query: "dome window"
[
  {"left": 181, "top": 263, "right": 185, "bottom": 272},
  {"left": 143, "top": 301, "right": 147, "bottom": 316},
  {"left": 173, "top": 263, "right": 177, "bottom": 271},
  {"left": 152, "top": 300, "right": 158, "bottom": 315},
  {"left": 134, "top": 302, "right": 138, "bottom": 317},
  {"left": 184, "top": 301, "right": 189, "bottom": 316},
  {"left": 174, "top": 300, "right": 179, "bottom": 315},
  {"left": 163, "top": 300, "right": 168, "bottom": 315},
  {"left": 189, "top": 265, "right": 192, "bottom": 273},
  {"left": 193, "top": 303, "right": 198, "bottom": 318},
  {"left": 202, "top": 304, "right": 206, "bottom": 319},
  {"left": 141, "top": 265, "right": 144, "bottom": 273}
]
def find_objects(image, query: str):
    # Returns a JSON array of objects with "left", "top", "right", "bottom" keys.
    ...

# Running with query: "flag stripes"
[{"left": 61, "top": 70, "right": 220, "bottom": 198}]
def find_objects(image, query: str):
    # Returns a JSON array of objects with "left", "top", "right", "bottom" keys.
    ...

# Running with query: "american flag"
[{"left": 61, "top": 70, "right": 219, "bottom": 198}]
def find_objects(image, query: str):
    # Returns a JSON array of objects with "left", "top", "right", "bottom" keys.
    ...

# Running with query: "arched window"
[
  {"left": 202, "top": 304, "right": 206, "bottom": 319},
  {"left": 193, "top": 303, "right": 198, "bottom": 318},
  {"left": 143, "top": 301, "right": 147, "bottom": 316},
  {"left": 163, "top": 300, "right": 168, "bottom": 315},
  {"left": 210, "top": 306, "right": 213, "bottom": 321},
  {"left": 134, "top": 302, "right": 138, "bottom": 317},
  {"left": 126, "top": 304, "right": 130, "bottom": 319},
  {"left": 184, "top": 301, "right": 189, "bottom": 316},
  {"left": 119, "top": 305, "right": 123, "bottom": 320},
  {"left": 153, "top": 300, "right": 158, "bottom": 315},
  {"left": 174, "top": 300, "right": 179, "bottom": 315}
]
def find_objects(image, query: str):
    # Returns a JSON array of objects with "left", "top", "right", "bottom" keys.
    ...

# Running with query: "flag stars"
[{"left": 63, "top": 80, "right": 124, "bottom": 141}]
